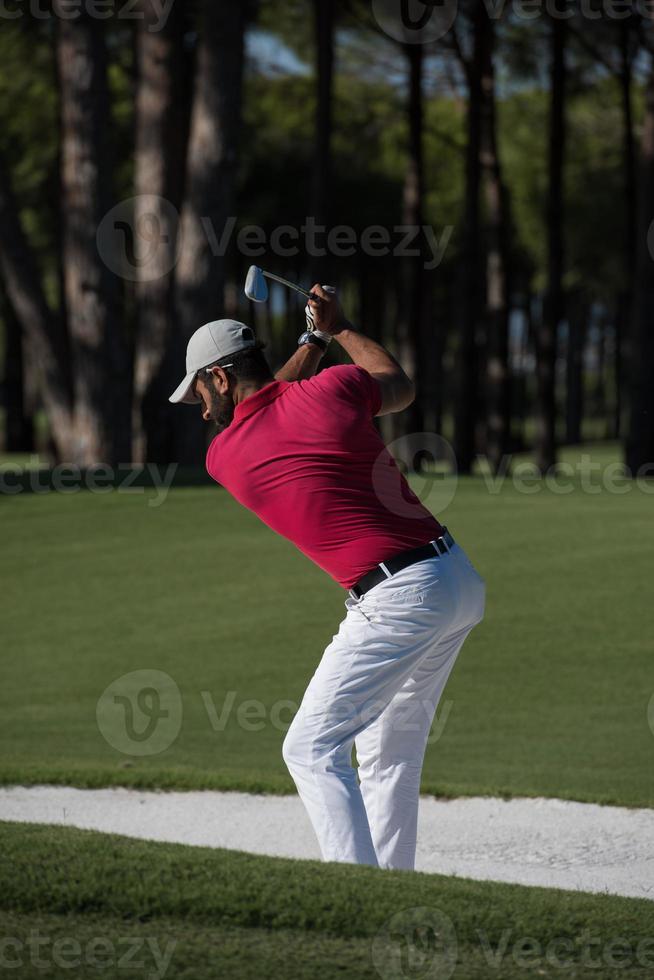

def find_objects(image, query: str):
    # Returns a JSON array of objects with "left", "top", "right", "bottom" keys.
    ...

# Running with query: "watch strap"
[{"left": 298, "top": 331, "right": 328, "bottom": 352}]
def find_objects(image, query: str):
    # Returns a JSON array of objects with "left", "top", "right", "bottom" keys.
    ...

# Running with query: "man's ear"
[{"left": 208, "top": 365, "right": 231, "bottom": 393}]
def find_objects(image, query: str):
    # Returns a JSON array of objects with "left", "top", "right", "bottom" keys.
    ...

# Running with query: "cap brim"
[{"left": 169, "top": 371, "right": 200, "bottom": 405}]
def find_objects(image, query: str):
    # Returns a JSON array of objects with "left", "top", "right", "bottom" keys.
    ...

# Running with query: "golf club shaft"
[{"left": 262, "top": 271, "right": 313, "bottom": 299}]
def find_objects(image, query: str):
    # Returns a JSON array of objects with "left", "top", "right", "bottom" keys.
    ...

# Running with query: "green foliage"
[
  {"left": 499, "top": 73, "right": 635, "bottom": 298},
  {"left": 0, "top": 21, "right": 58, "bottom": 301},
  {"left": 0, "top": 12, "right": 649, "bottom": 457},
  {"left": 1, "top": 17, "right": 640, "bottom": 310},
  {"left": 0, "top": 20, "right": 135, "bottom": 312}
]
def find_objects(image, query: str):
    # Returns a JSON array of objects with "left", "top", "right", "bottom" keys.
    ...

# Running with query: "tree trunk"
[
  {"left": 616, "top": 21, "right": 637, "bottom": 440},
  {"left": 626, "top": 51, "right": 654, "bottom": 473},
  {"left": 535, "top": 16, "right": 566, "bottom": 474},
  {"left": 0, "top": 153, "right": 74, "bottom": 459},
  {"left": 594, "top": 314, "right": 606, "bottom": 425},
  {"left": 0, "top": 286, "right": 34, "bottom": 453},
  {"left": 454, "top": 5, "right": 485, "bottom": 474},
  {"left": 132, "top": 0, "right": 187, "bottom": 464},
  {"left": 421, "top": 277, "right": 444, "bottom": 436},
  {"left": 480, "top": 14, "right": 511, "bottom": 473},
  {"left": 398, "top": 42, "right": 425, "bottom": 441},
  {"left": 56, "top": 7, "right": 130, "bottom": 465},
  {"left": 174, "top": 0, "right": 246, "bottom": 465},
  {"left": 518, "top": 292, "right": 536, "bottom": 451},
  {"left": 312, "top": 0, "right": 335, "bottom": 238},
  {"left": 565, "top": 294, "right": 586, "bottom": 445}
]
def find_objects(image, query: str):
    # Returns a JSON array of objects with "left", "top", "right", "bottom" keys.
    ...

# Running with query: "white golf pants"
[{"left": 282, "top": 542, "right": 485, "bottom": 870}]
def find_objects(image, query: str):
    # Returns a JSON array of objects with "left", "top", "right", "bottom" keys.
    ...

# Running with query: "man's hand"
[
  {"left": 307, "top": 281, "right": 414, "bottom": 415},
  {"left": 307, "top": 284, "right": 350, "bottom": 336},
  {"left": 307, "top": 283, "right": 415, "bottom": 416}
]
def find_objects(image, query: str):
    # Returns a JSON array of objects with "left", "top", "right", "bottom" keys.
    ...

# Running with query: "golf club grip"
[{"left": 308, "top": 285, "right": 336, "bottom": 301}]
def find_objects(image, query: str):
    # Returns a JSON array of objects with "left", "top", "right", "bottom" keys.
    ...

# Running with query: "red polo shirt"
[{"left": 206, "top": 365, "right": 443, "bottom": 589}]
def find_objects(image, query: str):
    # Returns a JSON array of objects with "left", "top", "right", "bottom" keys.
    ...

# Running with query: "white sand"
[{"left": 1, "top": 786, "right": 651, "bottom": 901}]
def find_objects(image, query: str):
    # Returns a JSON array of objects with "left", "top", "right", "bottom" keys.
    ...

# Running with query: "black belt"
[{"left": 349, "top": 528, "right": 455, "bottom": 600}]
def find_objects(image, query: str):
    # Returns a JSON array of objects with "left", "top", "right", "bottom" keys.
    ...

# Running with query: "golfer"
[{"left": 170, "top": 285, "right": 485, "bottom": 870}]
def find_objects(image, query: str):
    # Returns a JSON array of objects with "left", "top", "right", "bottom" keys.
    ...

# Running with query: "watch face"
[{"left": 298, "top": 331, "right": 326, "bottom": 351}]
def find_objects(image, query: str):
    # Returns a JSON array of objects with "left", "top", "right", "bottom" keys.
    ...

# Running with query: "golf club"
[{"left": 245, "top": 265, "right": 315, "bottom": 304}]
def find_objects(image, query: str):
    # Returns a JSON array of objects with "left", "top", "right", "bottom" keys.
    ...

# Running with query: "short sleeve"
[{"left": 308, "top": 364, "right": 382, "bottom": 417}]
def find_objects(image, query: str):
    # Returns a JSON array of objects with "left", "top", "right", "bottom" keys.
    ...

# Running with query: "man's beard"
[{"left": 207, "top": 388, "right": 235, "bottom": 433}]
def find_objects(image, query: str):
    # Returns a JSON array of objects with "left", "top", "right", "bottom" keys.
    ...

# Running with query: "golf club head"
[{"left": 245, "top": 265, "right": 269, "bottom": 303}]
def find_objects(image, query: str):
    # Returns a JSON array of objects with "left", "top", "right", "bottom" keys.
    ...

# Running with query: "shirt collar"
[{"left": 233, "top": 380, "right": 291, "bottom": 423}]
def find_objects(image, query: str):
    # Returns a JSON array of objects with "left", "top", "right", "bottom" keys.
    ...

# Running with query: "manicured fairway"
[
  {"left": 1, "top": 446, "right": 652, "bottom": 806},
  {"left": 1, "top": 822, "right": 653, "bottom": 979}
]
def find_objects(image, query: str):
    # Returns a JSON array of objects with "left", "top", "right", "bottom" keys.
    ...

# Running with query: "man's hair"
[{"left": 208, "top": 341, "right": 273, "bottom": 385}]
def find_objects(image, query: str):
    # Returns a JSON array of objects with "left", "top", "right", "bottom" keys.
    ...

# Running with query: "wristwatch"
[{"left": 298, "top": 330, "right": 329, "bottom": 352}]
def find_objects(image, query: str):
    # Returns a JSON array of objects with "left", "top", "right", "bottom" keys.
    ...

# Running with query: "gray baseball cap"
[{"left": 169, "top": 319, "right": 257, "bottom": 404}]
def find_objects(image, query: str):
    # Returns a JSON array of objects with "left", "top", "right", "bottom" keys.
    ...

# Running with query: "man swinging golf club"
[{"left": 170, "top": 285, "right": 485, "bottom": 870}]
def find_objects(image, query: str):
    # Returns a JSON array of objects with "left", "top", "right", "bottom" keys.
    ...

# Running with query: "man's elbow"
[
  {"left": 393, "top": 375, "right": 415, "bottom": 411},
  {"left": 375, "top": 373, "right": 415, "bottom": 415},
  {"left": 402, "top": 377, "right": 416, "bottom": 408}
]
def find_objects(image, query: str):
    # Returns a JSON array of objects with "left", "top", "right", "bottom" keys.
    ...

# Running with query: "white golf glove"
[{"left": 305, "top": 285, "right": 336, "bottom": 344}]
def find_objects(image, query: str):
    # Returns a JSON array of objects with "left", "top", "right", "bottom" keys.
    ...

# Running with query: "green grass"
[
  {"left": 0, "top": 443, "right": 652, "bottom": 806},
  {"left": 1, "top": 822, "right": 653, "bottom": 979}
]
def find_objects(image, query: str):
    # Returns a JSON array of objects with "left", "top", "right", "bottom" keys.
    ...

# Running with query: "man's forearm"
[
  {"left": 306, "top": 284, "right": 414, "bottom": 414},
  {"left": 334, "top": 325, "right": 410, "bottom": 382},
  {"left": 274, "top": 343, "right": 323, "bottom": 382},
  {"left": 334, "top": 323, "right": 415, "bottom": 415}
]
